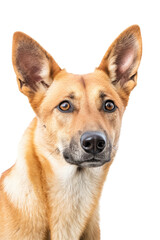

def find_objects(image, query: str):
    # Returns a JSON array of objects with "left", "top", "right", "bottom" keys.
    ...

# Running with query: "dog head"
[{"left": 12, "top": 25, "right": 142, "bottom": 168}]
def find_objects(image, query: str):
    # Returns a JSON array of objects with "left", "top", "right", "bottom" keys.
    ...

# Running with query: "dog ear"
[
  {"left": 98, "top": 25, "right": 142, "bottom": 105},
  {"left": 12, "top": 32, "right": 61, "bottom": 109}
]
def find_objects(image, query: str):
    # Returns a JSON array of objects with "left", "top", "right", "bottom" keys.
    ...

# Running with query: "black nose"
[{"left": 80, "top": 131, "right": 106, "bottom": 154}]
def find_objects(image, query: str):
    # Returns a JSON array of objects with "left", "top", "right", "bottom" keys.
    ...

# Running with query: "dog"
[{"left": 0, "top": 25, "right": 142, "bottom": 239}]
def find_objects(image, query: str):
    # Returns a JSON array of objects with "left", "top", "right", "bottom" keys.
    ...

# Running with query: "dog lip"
[
  {"left": 80, "top": 158, "right": 111, "bottom": 164},
  {"left": 63, "top": 151, "right": 111, "bottom": 167},
  {"left": 81, "top": 158, "right": 101, "bottom": 162},
  {"left": 78, "top": 158, "right": 111, "bottom": 168},
  {"left": 64, "top": 155, "right": 110, "bottom": 166}
]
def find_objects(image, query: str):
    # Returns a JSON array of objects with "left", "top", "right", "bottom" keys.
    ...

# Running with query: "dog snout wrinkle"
[{"left": 80, "top": 131, "right": 106, "bottom": 154}]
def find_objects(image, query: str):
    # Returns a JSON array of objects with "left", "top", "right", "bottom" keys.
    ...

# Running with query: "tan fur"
[{"left": 0, "top": 25, "right": 142, "bottom": 239}]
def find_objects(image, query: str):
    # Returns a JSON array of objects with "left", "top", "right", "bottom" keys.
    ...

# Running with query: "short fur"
[{"left": 0, "top": 25, "right": 142, "bottom": 239}]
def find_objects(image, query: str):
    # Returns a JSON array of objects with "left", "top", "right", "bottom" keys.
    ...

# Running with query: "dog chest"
[{"left": 47, "top": 166, "right": 104, "bottom": 239}]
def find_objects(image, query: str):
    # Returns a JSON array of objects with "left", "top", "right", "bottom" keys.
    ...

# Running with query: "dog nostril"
[
  {"left": 97, "top": 140, "right": 105, "bottom": 150},
  {"left": 84, "top": 140, "right": 92, "bottom": 149}
]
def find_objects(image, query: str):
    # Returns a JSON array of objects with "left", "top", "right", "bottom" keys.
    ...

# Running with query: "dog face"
[
  {"left": 12, "top": 26, "right": 142, "bottom": 168},
  {"left": 38, "top": 70, "right": 124, "bottom": 168}
]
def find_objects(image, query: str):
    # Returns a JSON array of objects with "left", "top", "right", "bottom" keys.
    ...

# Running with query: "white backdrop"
[{"left": 0, "top": 0, "right": 160, "bottom": 239}]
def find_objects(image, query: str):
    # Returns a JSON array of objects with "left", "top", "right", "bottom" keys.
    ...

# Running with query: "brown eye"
[
  {"left": 58, "top": 101, "right": 73, "bottom": 112},
  {"left": 103, "top": 100, "right": 117, "bottom": 113}
]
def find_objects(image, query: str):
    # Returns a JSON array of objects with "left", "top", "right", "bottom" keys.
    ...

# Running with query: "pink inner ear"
[
  {"left": 119, "top": 49, "right": 135, "bottom": 74},
  {"left": 16, "top": 46, "right": 43, "bottom": 90},
  {"left": 19, "top": 52, "right": 42, "bottom": 82}
]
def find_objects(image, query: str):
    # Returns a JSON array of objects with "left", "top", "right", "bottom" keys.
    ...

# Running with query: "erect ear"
[
  {"left": 98, "top": 25, "right": 142, "bottom": 105},
  {"left": 12, "top": 32, "right": 61, "bottom": 109}
]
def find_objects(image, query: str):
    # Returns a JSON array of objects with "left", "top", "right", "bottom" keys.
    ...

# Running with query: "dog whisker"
[
  {"left": 47, "top": 148, "right": 59, "bottom": 159},
  {"left": 112, "top": 145, "right": 118, "bottom": 151}
]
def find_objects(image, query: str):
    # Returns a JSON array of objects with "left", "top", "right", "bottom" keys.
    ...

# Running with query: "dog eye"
[
  {"left": 58, "top": 101, "right": 73, "bottom": 113},
  {"left": 103, "top": 100, "right": 117, "bottom": 113}
]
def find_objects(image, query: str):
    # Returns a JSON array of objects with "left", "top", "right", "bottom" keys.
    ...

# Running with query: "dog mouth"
[
  {"left": 78, "top": 158, "right": 110, "bottom": 168},
  {"left": 63, "top": 154, "right": 110, "bottom": 168}
]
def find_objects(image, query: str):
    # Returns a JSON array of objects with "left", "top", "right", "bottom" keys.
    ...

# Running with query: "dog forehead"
[
  {"left": 82, "top": 70, "right": 112, "bottom": 91},
  {"left": 43, "top": 69, "right": 120, "bottom": 108},
  {"left": 53, "top": 69, "right": 113, "bottom": 94},
  {"left": 48, "top": 71, "right": 86, "bottom": 99}
]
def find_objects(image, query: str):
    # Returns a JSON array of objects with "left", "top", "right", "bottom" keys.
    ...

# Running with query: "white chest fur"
[{"left": 47, "top": 164, "right": 104, "bottom": 239}]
